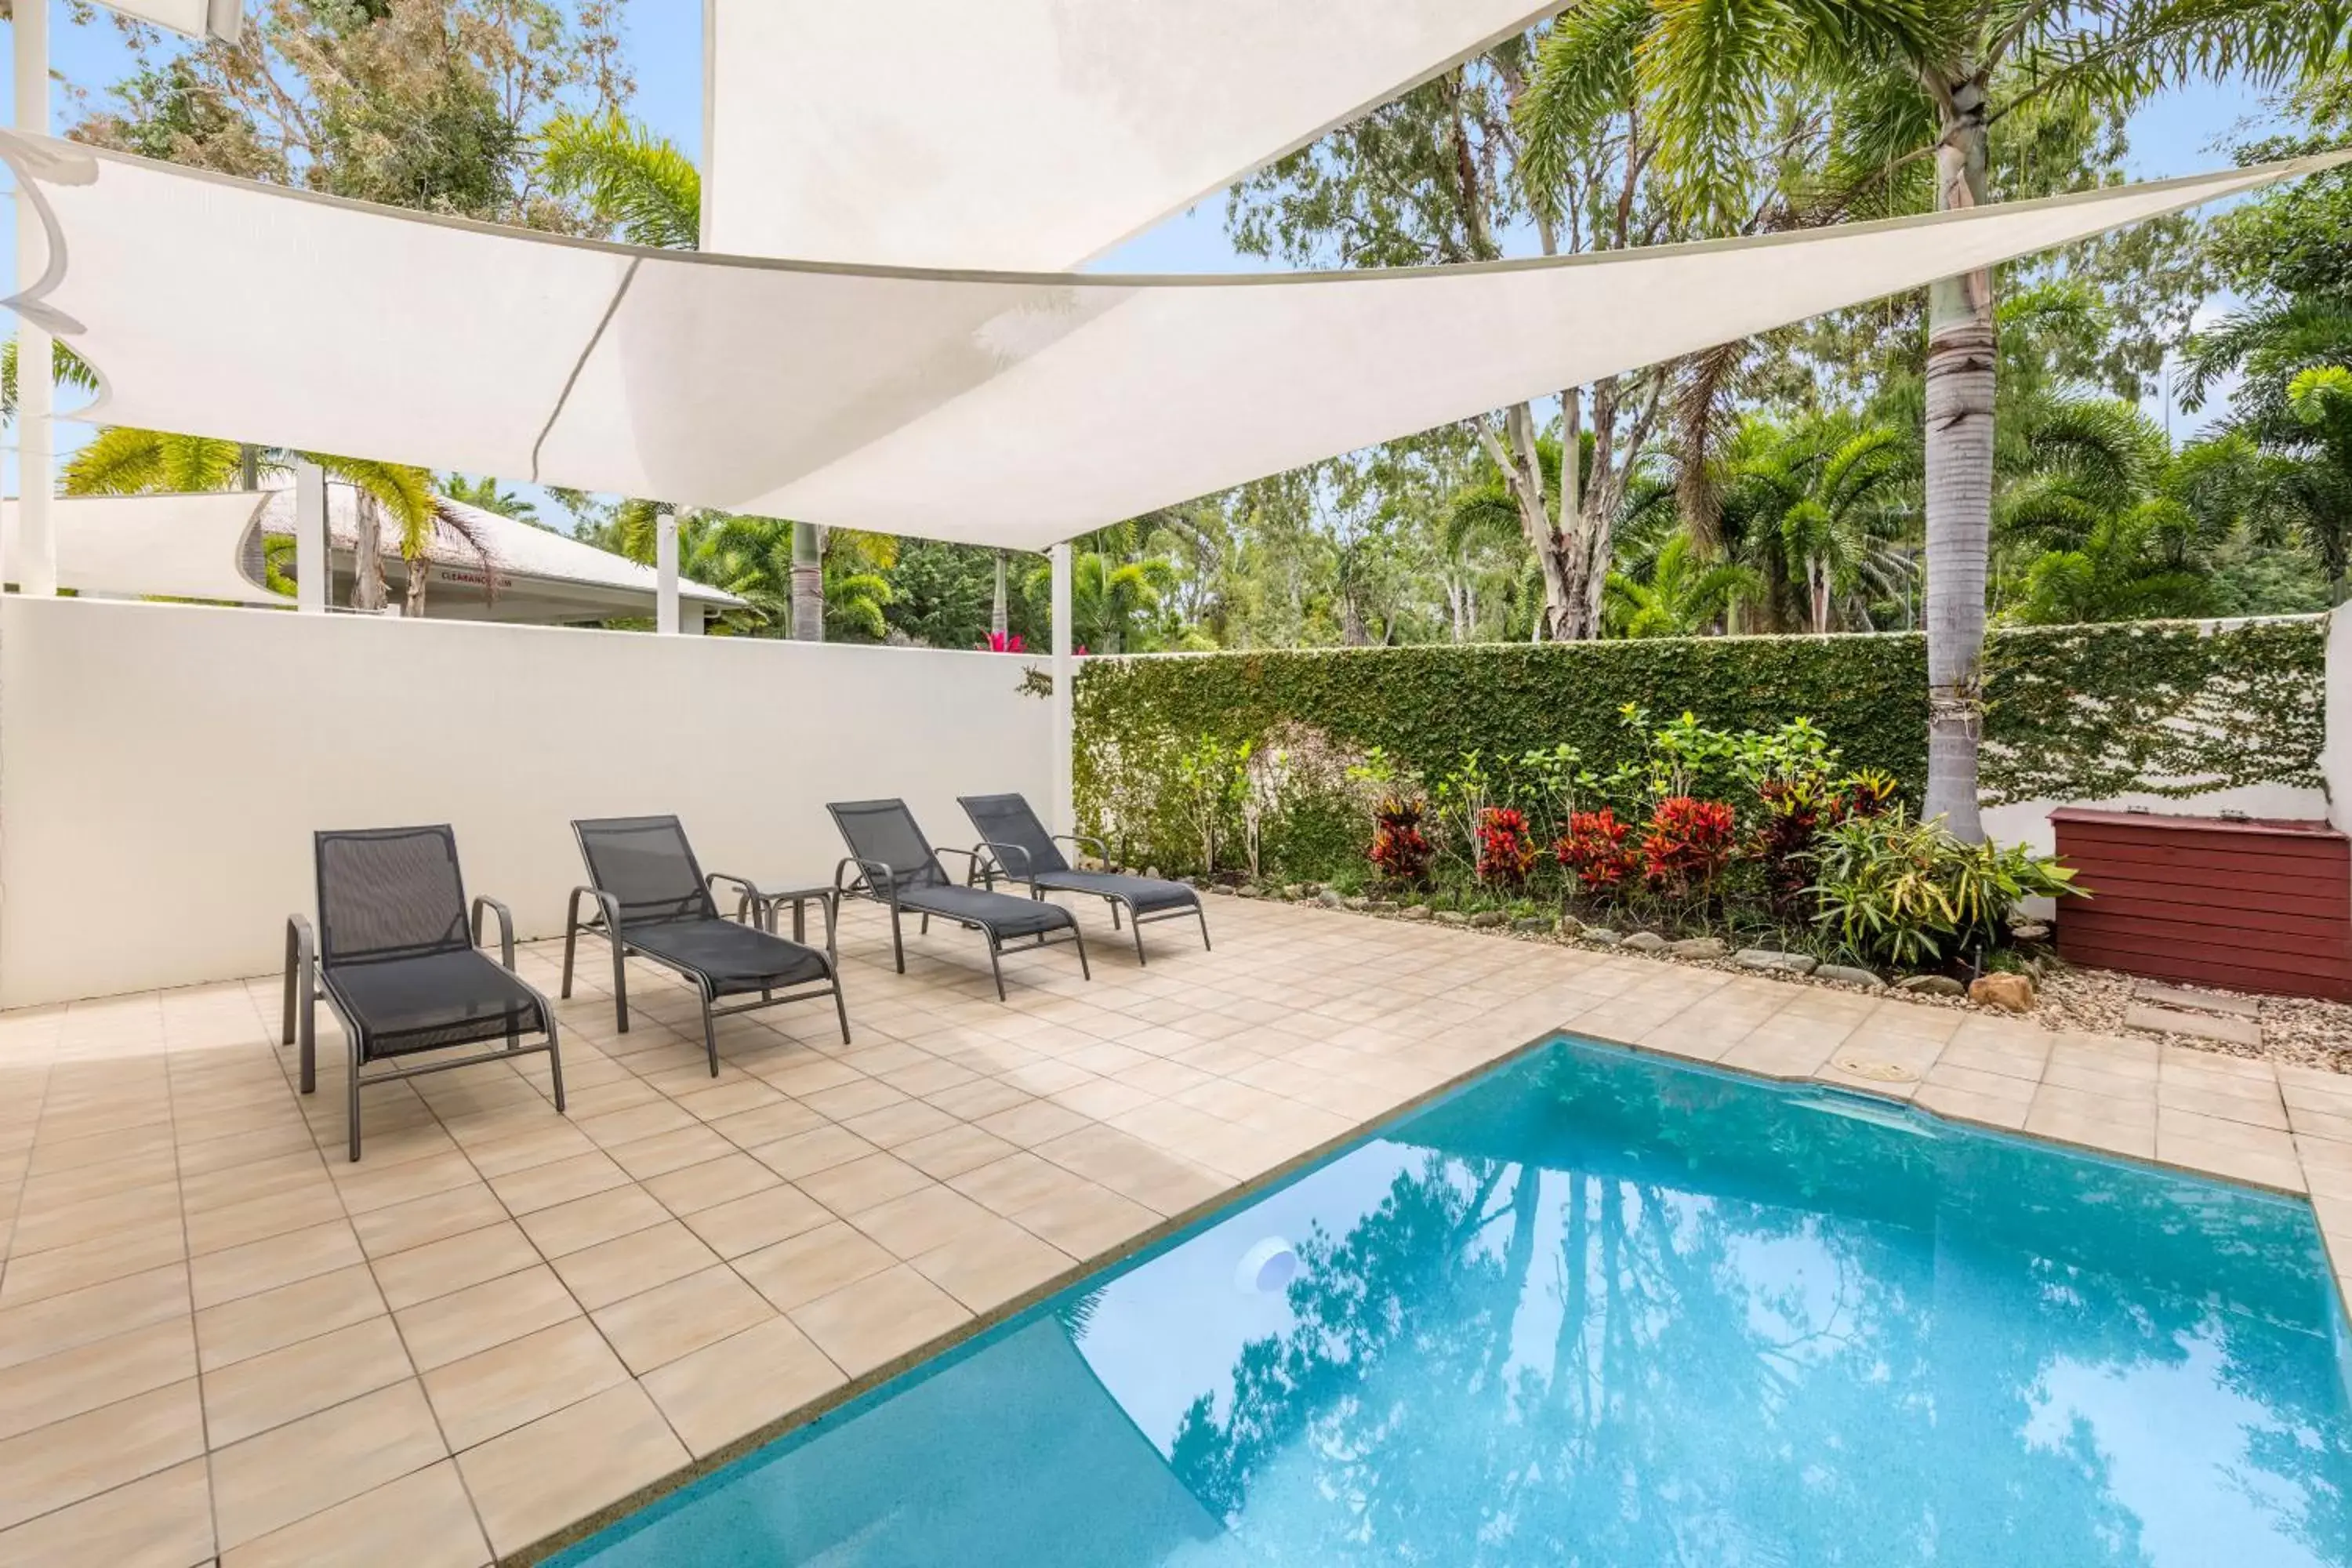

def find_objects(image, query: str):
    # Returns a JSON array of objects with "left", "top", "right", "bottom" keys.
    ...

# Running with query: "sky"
[{"left": 0, "top": 1, "right": 2303, "bottom": 510}]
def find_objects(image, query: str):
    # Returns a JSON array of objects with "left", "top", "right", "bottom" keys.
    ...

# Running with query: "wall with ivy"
[{"left": 1072, "top": 617, "right": 2331, "bottom": 877}]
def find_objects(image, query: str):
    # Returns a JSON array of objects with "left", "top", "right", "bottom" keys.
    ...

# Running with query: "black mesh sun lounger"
[
  {"left": 958, "top": 793, "right": 1210, "bottom": 965},
  {"left": 829, "top": 798, "right": 1090, "bottom": 1000},
  {"left": 283, "top": 825, "right": 564, "bottom": 1161},
  {"left": 563, "top": 815, "right": 851, "bottom": 1075}
]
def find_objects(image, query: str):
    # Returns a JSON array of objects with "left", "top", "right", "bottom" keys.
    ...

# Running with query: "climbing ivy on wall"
[{"left": 1071, "top": 617, "right": 2329, "bottom": 876}]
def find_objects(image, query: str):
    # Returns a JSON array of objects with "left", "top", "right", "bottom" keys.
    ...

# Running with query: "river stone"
[
  {"left": 1621, "top": 931, "right": 1668, "bottom": 953},
  {"left": 1467, "top": 910, "right": 1509, "bottom": 928},
  {"left": 1583, "top": 928, "right": 1623, "bottom": 946},
  {"left": 1207, "top": 884, "right": 1236, "bottom": 896},
  {"left": 1969, "top": 972, "right": 2036, "bottom": 1012},
  {"left": 1399, "top": 905, "right": 1432, "bottom": 921},
  {"left": 1313, "top": 888, "right": 1345, "bottom": 909},
  {"left": 1816, "top": 964, "right": 1886, "bottom": 990},
  {"left": 1555, "top": 914, "right": 1584, "bottom": 937},
  {"left": 1896, "top": 974, "right": 1965, "bottom": 997},
  {"left": 1736, "top": 949, "right": 1817, "bottom": 975},
  {"left": 1513, "top": 916, "right": 1553, "bottom": 934},
  {"left": 1236, "top": 886, "right": 1262, "bottom": 899},
  {"left": 1666, "top": 937, "right": 1729, "bottom": 960},
  {"left": 1279, "top": 884, "right": 1305, "bottom": 901},
  {"left": 1434, "top": 911, "right": 1471, "bottom": 926},
  {"left": 1342, "top": 896, "right": 1370, "bottom": 912},
  {"left": 1367, "top": 899, "right": 1397, "bottom": 913}
]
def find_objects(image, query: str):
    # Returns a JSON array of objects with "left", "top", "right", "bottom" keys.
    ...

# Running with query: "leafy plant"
[
  {"left": 1640, "top": 797, "right": 1738, "bottom": 899},
  {"left": 1431, "top": 752, "right": 1496, "bottom": 877},
  {"left": 1173, "top": 735, "right": 1246, "bottom": 877},
  {"left": 1475, "top": 807, "right": 1540, "bottom": 889},
  {"left": 1555, "top": 809, "right": 1640, "bottom": 898},
  {"left": 1808, "top": 807, "right": 2080, "bottom": 969},
  {"left": 1368, "top": 794, "right": 1435, "bottom": 889}
]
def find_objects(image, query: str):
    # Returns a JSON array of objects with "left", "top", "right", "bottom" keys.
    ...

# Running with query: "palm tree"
[
  {"left": 62, "top": 428, "right": 466, "bottom": 614},
  {"left": 1523, "top": 0, "right": 2347, "bottom": 838},
  {"left": 2007, "top": 503, "right": 2215, "bottom": 624},
  {"left": 1025, "top": 550, "right": 1178, "bottom": 654},
  {"left": 1603, "top": 533, "right": 1759, "bottom": 638},
  {"left": 539, "top": 111, "right": 700, "bottom": 249},
  {"left": 441, "top": 473, "right": 539, "bottom": 523}
]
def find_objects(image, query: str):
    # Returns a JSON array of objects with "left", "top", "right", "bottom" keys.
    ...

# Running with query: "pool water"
[{"left": 556, "top": 1039, "right": 2352, "bottom": 1567}]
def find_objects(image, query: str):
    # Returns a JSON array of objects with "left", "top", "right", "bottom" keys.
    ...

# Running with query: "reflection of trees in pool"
[{"left": 1161, "top": 1048, "right": 2350, "bottom": 1565}]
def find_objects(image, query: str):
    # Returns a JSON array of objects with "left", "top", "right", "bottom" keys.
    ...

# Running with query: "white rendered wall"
[
  {"left": 0, "top": 597, "right": 1052, "bottom": 1007},
  {"left": 2326, "top": 602, "right": 2352, "bottom": 834}
]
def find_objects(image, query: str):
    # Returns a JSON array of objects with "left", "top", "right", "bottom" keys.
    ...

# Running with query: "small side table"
[{"left": 740, "top": 880, "right": 839, "bottom": 963}]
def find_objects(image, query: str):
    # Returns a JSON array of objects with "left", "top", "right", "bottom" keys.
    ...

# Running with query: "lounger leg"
[
  {"left": 1109, "top": 898, "right": 1122, "bottom": 931},
  {"left": 299, "top": 982, "right": 317, "bottom": 1096},
  {"left": 1071, "top": 921, "right": 1092, "bottom": 982},
  {"left": 561, "top": 916, "right": 578, "bottom": 1000},
  {"left": 1126, "top": 899, "right": 1145, "bottom": 965},
  {"left": 829, "top": 967, "right": 852, "bottom": 1046},
  {"left": 699, "top": 990, "right": 720, "bottom": 1078},
  {"left": 1196, "top": 903, "right": 1214, "bottom": 953},
  {"left": 985, "top": 939, "right": 1007, "bottom": 1003},
  {"left": 610, "top": 931, "right": 631, "bottom": 1034},
  {"left": 889, "top": 903, "right": 906, "bottom": 974},
  {"left": 347, "top": 1038, "right": 363, "bottom": 1163},
  {"left": 920, "top": 912, "right": 931, "bottom": 936},
  {"left": 545, "top": 1015, "right": 567, "bottom": 1114}
]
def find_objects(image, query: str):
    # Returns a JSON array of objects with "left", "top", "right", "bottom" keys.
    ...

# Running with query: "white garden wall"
[
  {"left": 0, "top": 597, "right": 1053, "bottom": 1007},
  {"left": 2327, "top": 602, "right": 2352, "bottom": 835}
]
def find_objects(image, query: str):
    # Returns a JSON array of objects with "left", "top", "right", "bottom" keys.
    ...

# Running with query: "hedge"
[{"left": 1071, "top": 617, "right": 2329, "bottom": 877}]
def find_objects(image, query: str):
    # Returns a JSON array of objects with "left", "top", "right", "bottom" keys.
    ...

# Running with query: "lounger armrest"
[
  {"left": 470, "top": 896, "right": 517, "bottom": 971},
  {"left": 968, "top": 839, "right": 1033, "bottom": 886},
  {"left": 835, "top": 856, "right": 898, "bottom": 901},
  {"left": 282, "top": 914, "right": 315, "bottom": 1047},
  {"left": 931, "top": 846, "right": 989, "bottom": 876},
  {"left": 1054, "top": 832, "right": 1112, "bottom": 869},
  {"left": 704, "top": 871, "right": 766, "bottom": 924},
  {"left": 567, "top": 884, "right": 623, "bottom": 933}
]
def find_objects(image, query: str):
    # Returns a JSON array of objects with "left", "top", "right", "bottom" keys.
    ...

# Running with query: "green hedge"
[{"left": 1072, "top": 618, "right": 2328, "bottom": 877}]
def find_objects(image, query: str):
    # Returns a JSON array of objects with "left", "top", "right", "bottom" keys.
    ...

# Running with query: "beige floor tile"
[
  {"left": 190, "top": 1221, "right": 366, "bottom": 1312},
  {"left": 517, "top": 1184, "right": 671, "bottom": 1258},
  {"left": 195, "top": 1265, "right": 384, "bottom": 1374},
  {"left": 550, "top": 1221, "right": 723, "bottom": 1312},
  {"left": 976, "top": 1100, "right": 1093, "bottom": 1149},
  {"left": 422, "top": 1317, "right": 630, "bottom": 1451},
  {"left": 459, "top": 1119, "right": 599, "bottom": 1180},
  {"left": 350, "top": 1182, "right": 508, "bottom": 1259},
  {"left": 840, "top": 1098, "right": 960, "bottom": 1150},
  {"left": 592, "top": 1265, "right": 776, "bottom": 1376},
  {"left": 605, "top": 1123, "right": 736, "bottom": 1180},
  {"left": 733, "top": 1221, "right": 897, "bottom": 1313},
  {"left": 1912, "top": 1083, "right": 2032, "bottom": 1132},
  {"left": 948, "top": 1150, "right": 1094, "bottom": 1216},
  {"left": 641, "top": 1315, "right": 844, "bottom": 1457},
  {"left": 0, "top": 1263, "right": 191, "bottom": 1373},
  {"left": 0, "top": 1217, "right": 187, "bottom": 1308},
  {"left": 793, "top": 1152, "right": 933, "bottom": 1218},
  {"left": 787, "top": 1264, "right": 972, "bottom": 1377},
  {"left": 457, "top": 1382, "right": 688, "bottom": 1557},
  {"left": 576, "top": 1099, "right": 700, "bottom": 1149},
  {"left": 371, "top": 1221, "right": 541, "bottom": 1312},
  {"left": 0, "top": 1316, "right": 195, "bottom": 1442},
  {"left": 0, "top": 1378, "right": 205, "bottom": 1531},
  {"left": 184, "top": 1184, "right": 350, "bottom": 1258},
  {"left": 2024, "top": 1105, "right": 2158, "bottom": 1160},
  {"left": 201, "top": 1316, "right": 414, "bottom": 1447},
  {"left": 924, "top": 1077, "right": 1033, "bottom": 1121},
  {"left": 847, "top": 1185, "right": 993, "bottom": 1259},
  {"left": 394, "top": 1265, "right": 581, "bottom": 1373},
  {"left": 220, "top": 1459, "right": 488, "bottom": 1568},
  {"left": 644, "top": 1152, "right": 782, "bottom": 1217},
  {"left": 1011, "top": 1180, "right": 1160, "bottom": 1258},
  {"left": 895, "top": 1123, "right": 1021, "bottom": 1180},
  {"left": 330, "top": 1151, "right": 479, "bottom": 1217},
  {"left": 488, "top": 1150, "right": 632, "bottom": 1215},
  {"left": 2154, "top": 1132, "right": 2305, "bottom": 1192},
  {"left": 908, "top": 1218, "right": 1073, "bottom": 1312},
  {"left": 209, "top": 1379, "right": 448, "bottom": 1550},
  {"left": 747, "top": 1124, "right": 879, "bottom": 1181},
  {"left": 0, "top": 1456, "right": 214, "bottom": 1568},
  {"left": 682, "top": 1183, "right": 835, "bottom": 1258}
]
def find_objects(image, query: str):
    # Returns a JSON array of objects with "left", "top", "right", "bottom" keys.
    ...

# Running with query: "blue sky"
[{"left": 2, "top": 2, "right": 2296, "bottom": 510}]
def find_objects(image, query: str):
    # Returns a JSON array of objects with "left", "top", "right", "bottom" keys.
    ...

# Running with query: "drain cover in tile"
[{"left": 1831, "top": 1054, "right": 1917, "bottom": 1083}]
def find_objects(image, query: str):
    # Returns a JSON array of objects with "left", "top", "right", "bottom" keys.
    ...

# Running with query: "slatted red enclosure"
[{"left": 2053, "top": 808, "right": 2352, "bottom": 1002}]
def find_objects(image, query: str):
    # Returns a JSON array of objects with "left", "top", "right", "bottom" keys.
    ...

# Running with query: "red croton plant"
[
  {"left": 1475, "top": 807, "right": 1540, "bottom": 888},
  {"left": 1368, "top": 793, "right": 1434, "bottom": 887},
  {"left": 1555, "top": 808, "right": 1640, "bottom": 895},
  {"left": 1641, "top": 797, "right": 1738, "bottom": 897}
]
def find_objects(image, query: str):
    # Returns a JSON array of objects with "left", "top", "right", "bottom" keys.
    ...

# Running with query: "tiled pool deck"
[{"left": 1, "top": 896, "right": 2347, "bottom": 1566}]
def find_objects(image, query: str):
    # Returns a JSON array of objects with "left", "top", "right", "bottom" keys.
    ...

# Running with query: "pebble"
[
  {"left": 1314, "top": 889, "right": 1345, "bottom": 909},
  {"left": 1736, "top": 949, "right": 1817, "bottom": 975},
  {"left": 1584, "top": 928, "right": 1623, "bottom": 946},
  {"left": 1467, "top": 910, "right": 1508, "bottom": 928},
  {"left": 1555, "top": 915, "right": 1584, "bottom": 937},
  {"left": 1513, "top": 916, "right": 1552, "bottom": 933},
  {"left": 1621, "top": 932, "right": 1668, "bottom": 953},
  {"left": 1895, "top": 975, "right": 1965, "bottom": 997},
  {"left": 1399, "top": 906, "right": 1432, "bottom": 921},
  {"left": 1435, "top": 911, "right": 1470, "bottom": 926},
  {"left": 1666, "top": 937, "right": 1728, "bottom": 960},
  {"left": 1815, "top": 964, "right": 1886, "bottom": 991}
]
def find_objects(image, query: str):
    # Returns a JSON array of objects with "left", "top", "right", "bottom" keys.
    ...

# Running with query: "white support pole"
[
  {"left": 293, "top": 461, "right": 326, "bottom": 612},
  {"left": 12, "top": 0, "right": 53, "bottom": 597},
  {"left": 655, "top": 512, "right": 680, "bottom": 634},
  {"left": 2325, "top": 602, "right": 2350, "bottom": 834},
  {"left": 1051, "top": 541, "right": 1074, "bottom": 837}
]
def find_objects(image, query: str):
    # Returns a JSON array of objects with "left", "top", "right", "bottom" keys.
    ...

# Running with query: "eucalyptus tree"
[{"left": 1518, "top": 0, "right": 2348, "bottom": 839}]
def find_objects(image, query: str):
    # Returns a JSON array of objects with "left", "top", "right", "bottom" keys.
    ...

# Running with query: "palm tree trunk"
[
  {"left": 349, "top": 489, "right": 388, "bottom": 612},
  {"left": 1922, "top": 89, "right": 1994, "bottom": 842},
  {"left": 990, "top": 549, "right": 1009, "bottom": 639},
  {"left": 403, "top": 547, "right": 430, "bottom": 619},
  {"left": 1809, "top": 556, "right": 1831, "bottom": 634},
  {"left": 790, "top": 521, "right": 823, "bottom": 641}
]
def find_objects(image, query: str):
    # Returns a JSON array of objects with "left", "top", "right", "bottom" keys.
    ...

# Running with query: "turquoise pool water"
[{"left": 556, "top": 1038, "right": 2352, "bottom": 1566}]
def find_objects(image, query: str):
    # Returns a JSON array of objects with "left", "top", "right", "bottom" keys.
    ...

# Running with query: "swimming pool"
[{"left": 554, "top": 1037, "right": 2352, "bottom": 1566}]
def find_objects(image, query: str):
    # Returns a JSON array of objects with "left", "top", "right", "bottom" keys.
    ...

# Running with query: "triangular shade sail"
[
  {"left": 703, "top": 0, "right": 1558, "bottom": 268},
  {"left": 8, "top": 136, "right": 2341, "bottom": 551}
]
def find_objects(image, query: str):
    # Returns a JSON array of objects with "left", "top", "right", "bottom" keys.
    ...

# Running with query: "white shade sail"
[
  {"left": 2, "top": 492, "right": 273, "bottom": 604},
  {"left": 7, "top": 135, "right": 2342, "bottom": 551},
  {"left": 89, "top": 0, "right": 240, "bottom": 42},
  {"left": 703, "top": 0, "right": 1556, "bottom": 268}
]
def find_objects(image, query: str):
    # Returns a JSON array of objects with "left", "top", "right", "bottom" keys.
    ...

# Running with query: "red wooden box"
[{"left": 2052, "top": 808, "right": 2352, "bottom": 1002}]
